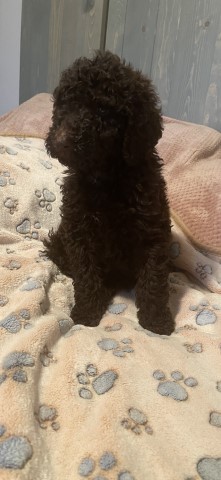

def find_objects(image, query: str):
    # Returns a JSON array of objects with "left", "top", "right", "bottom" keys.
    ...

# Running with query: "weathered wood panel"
[
  {"left": 105, "top": 0, "right": 127, "bottom": 57},
  {"left": 20, "top": 0, "right": 105, "bottom": 101},
  {"left": 106, "top": 0, "right": 160, "bottom": 73},
  {"left": 203, "top": 9, "right": 221, "bottom": 130},
  {"left": 151, "top": 0, "right": 221, "bottom": 127},
  {"left": 121, "top": 0, "right": 160, "bottom": 74},
  {"left": 20, "top": 0, "right": 51, "bottom": 103},
  {"left": 106, "top": 0, "right": 221, "bottom": 130}
]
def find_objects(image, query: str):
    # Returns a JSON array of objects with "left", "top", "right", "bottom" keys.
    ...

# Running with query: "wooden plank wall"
[
  {"left": 20, "top": 0, "right": 106, "bottom": 102},
  {"left": 20, "top": 0, "right": 221, "bottom": 130},
  {"left": 106, "top": 0, "right": 221, "bottom": 131}
]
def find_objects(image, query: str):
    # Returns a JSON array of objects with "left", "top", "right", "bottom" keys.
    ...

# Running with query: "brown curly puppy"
[{"left": 45, "top": 50, "right": 174, "bottom": 335}]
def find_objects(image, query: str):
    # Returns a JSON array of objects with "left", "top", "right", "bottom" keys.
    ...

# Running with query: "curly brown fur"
[{"left": 44, "top": 50, "right": 174, "bottom": 335}]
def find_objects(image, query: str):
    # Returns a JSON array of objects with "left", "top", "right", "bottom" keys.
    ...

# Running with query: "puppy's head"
[{"left": 46, "top": 51, "right": 162, "bottom": 177}]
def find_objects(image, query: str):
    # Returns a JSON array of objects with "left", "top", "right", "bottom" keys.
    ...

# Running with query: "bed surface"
[{"left": 0, "top": 95, "right": 221, "bottom": 480}]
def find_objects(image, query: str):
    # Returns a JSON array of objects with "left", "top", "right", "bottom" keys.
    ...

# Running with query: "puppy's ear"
[{"left": 123, "top": 102, "right": 163, "bottom": 166}]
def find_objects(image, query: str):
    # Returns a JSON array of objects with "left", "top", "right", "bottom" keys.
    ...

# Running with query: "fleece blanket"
[{"left": 0, "top": 96, "right": 221, "bottom": 480}]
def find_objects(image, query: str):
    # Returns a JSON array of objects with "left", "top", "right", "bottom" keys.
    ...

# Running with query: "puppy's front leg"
[
  {"left": 135, "top": 246, "right": 174, "bottom": 335},
  {"left": 70, "top": 269, "right": 115, "bottom": 327}
]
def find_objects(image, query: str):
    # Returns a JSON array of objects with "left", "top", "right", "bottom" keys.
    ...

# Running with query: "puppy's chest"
[{"left": 84, "top": 206, "right": 149, "bottom": 244}]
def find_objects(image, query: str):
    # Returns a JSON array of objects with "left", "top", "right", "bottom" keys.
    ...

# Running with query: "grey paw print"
[
  {"left": 35, "top": 188, "right": 56, "bottom": 212},
  {"left": 39, "top": 158, "right": 52, "bottom": 169},
  {"left": 14, "top": 142, "right": 31, "bottom": 151},
  {"left": 197, "top": 457, "right": 221, "bottom": 480},
  {"left": 4, "top": 197, "right": 18, "bottom": 214},
  {"left": 0, "top": 146, "right": 17, "bottom": 155},
  {"left": 58, "top": 318, "right": 73, "bottom": 335},
  {"left": 40, "top": 345, "right": 57, "bottom": 367},
  {"left": 4, "top": 259, "right": 21, "bottom": 271},
  {"left": 196, "top": 263, "right": 212, "bottom": 280},
  {"left": 16, "top": 218, "right": 41, "bottom": 239},
  {"left": 108, "top": 303, "right": 127, "bottom": 314},
  {"left": 0, "top": 425, "right": 33, "bottom": 469},
  {"left": 0, "top": 309, "right": 32, "bottom": 333},
  {"left": 153, "top": 370, "right": 198, "bottom": 401},
  {"left": 104, "top": 323, "right": 123, "bottom": 332},
  {"left": 184, "top": 342, "right": 203, "bottom": 353},
  {"left": 189, "top": 299, "right": 219, "bottom": 326},
  {"left": 121, "top": 407, "right": 153, "bottom": 435},
  {"left": 97, "top": 337, "right": 134, "bottom": 358},
  {"left": 209, "top": 411, "right": 221, "bottom": 428},
  {"left": 0, "top": 351, "right": 35, "bottom": 387},
  {"left": 78, "top": 452, "right": 135, "bottom": 479},
  {"left": 35, "top": 405, "right": 60, "bottom": 431},
  {"left": 18, "top": 161, "right": 30, "bottom": 171},
  {"left": 0, "top": 295, "right": 9, "bottom": 307},
  {"left": 169, "top": 241, "right": 181, "bottom": 259},
  {"left": 0, "top": 170, "right": 16, "bottom": 188},
  {"left": 15, "top": 137, "right": 32, "bottom": 143},
  {"left": 76, "top": 364, "right": 118, "bottom": 399}
]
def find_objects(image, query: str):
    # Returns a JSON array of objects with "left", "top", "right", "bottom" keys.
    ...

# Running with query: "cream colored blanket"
[{"left": 0, "top": 96, "right": 221, "bottom": 480}]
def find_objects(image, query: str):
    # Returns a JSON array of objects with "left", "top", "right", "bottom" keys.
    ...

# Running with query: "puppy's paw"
[
  {"left": 70, "top": 306, "right": 101, "bottom": 327},
  {"left": 138, "top": 307, "right": 175, "bottom": 336}
]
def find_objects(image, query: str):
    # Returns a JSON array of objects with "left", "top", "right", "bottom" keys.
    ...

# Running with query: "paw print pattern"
[
  {"left": 0, "top": 425, "right": 33, "bottom": 469},
  {"left": 97, "top": 337, "right": 134, "bottom": 357},
  {"left": 0, "top": 351, "right": 35, "bottom": 386},
  {"left": 209, "top": 411, "right": 221, "bottom": 428},
  {"left": 0, "top": 170, "right": 16, "bottom": 188},
  {"left": 189, "top": 299, "right": 219, "bottom": 326},
  {"left": 35, "top": 188, "right": 56, "bottom": 212},
  {"left": 108, "top": 303, "right": 127, "bottom": 314},
  {"left": 169, "top": 241, "right": 181, "bottom": 259},
  {"left": 78, "top": 452, "right": 135, "bottom": 479},
  {"left": 18, "top": 162, "right": 30, "bottom": 171},
  {"left": 104, "top": 323, "right": 123, "bottom": 332},
  {"left": 196, "top": 263, "right": 212, "bottom": 280},
  {"left": 184, "top": 342, "right": 203, "bottom": 353},
  {"left": 58, "top": 318, "right": 72, "bottom": 335},
  {"left": 3, "top": 259, "right": 21, "bottom": 270},
  {"left": 14, "top": 143, "right": 31, "bottom": 151},
  {"left": 16, "top": 218, "right": 41, "bottom": 239},
  {"left": 197, "top": 457, "right": 221, "bottom": 480},
  {"left": 76, "top": 364, "right": 118, "bottom": 399},
  {"left": 40, "top": 345, "right": 57, "bottom": 367},
  {"left": 39, "top": 158, "right": 52, "bottom": 169},
  {"left": 121, "top": 407, "right": 153, "bottom": 435},
  {"left": 4, "top": 197, "right": 18, "bottom": 214},
  {"left": 0, "top": 309, "right": 32, "bottom": 333},
  {"left": 153, "top": 370, "right": 198, "bottom": 401},
  {"left": 35, "top": 405, "right": 60, "bottom": 431},
  {"left": 0, "top": 295, "right": 9, "bottom": 307},
  {"left": 20, "top": 277, "right": 42, "bottom": 291}
]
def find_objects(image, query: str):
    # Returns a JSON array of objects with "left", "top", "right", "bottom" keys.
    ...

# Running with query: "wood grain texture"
[
  {"left": 20, "top": 0, "right": 105, "bottom": 101},
  {"left": 121, "top": 0, "right": 160, "bottom": 73},
  {"left": 20, "top": 0, "right": 51, "bottom": 103},
  {"left": 105, "top": 0, "right": 128, "bottom": 56},
  {"left": 151, "top": 0, "right": 221, "bottom": 127},
  {"left": 203, "top": 9, "right": 221, "bottom": 130},
  {"left": 106, "top": 0, "right": 160, "bottom": 72},
  {"left": 47, "top": 0, "right": 65, "bottom": 93}
]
